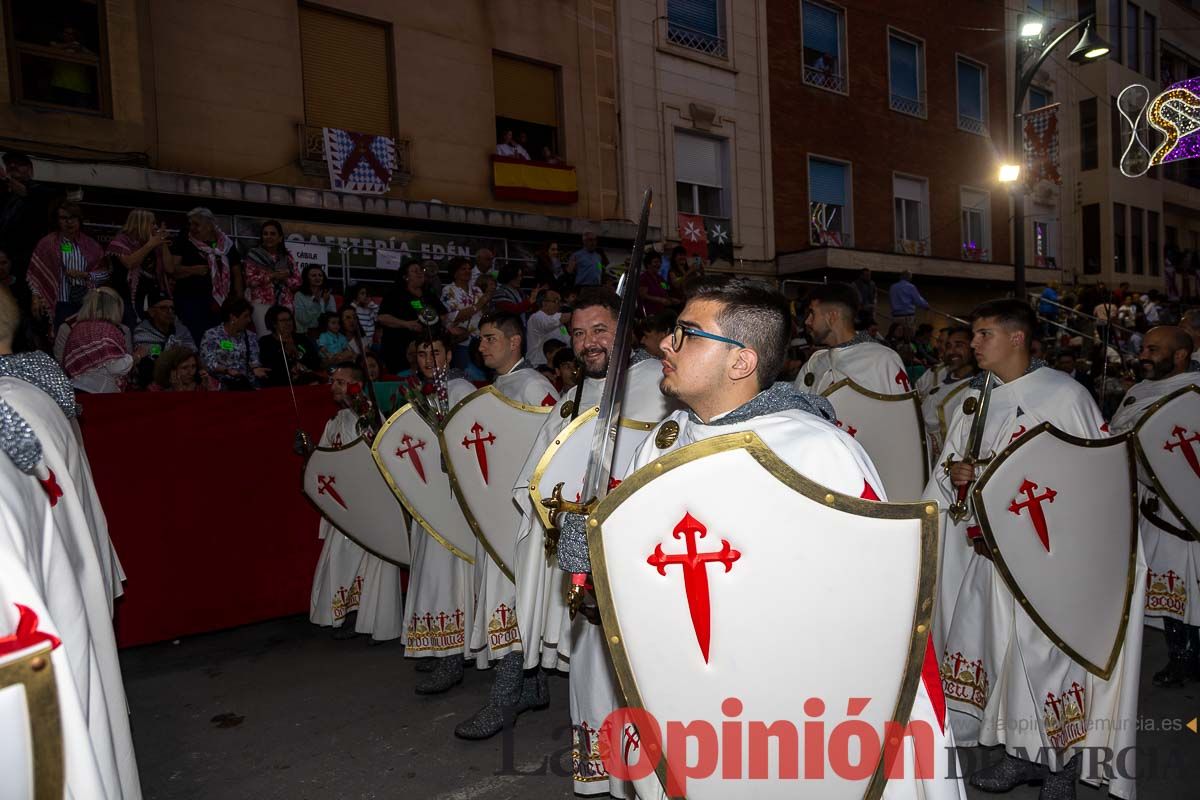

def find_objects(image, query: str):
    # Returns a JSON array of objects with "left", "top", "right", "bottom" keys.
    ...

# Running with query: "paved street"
[{"left": 121, "top": 615, "right": 1200, "bottom": 799}]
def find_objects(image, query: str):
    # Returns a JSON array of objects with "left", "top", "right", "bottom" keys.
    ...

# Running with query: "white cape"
[{"left": 795, "top": 340, "right": 910, "bottom": 395}]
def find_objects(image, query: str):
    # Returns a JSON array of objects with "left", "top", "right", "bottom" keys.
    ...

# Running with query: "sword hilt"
[
  {"left": 541, "top": 482, "right": 597, "bottom": 521},
  {"left": 946, "top": 453, "right": 993, "bottom": 524}
]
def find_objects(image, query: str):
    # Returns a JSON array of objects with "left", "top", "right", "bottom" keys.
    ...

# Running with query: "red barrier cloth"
[{"left": 77, "top": 386, "right": 336, "bottom": 647}]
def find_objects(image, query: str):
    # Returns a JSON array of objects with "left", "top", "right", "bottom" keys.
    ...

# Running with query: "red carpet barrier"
[{"left": 78, "top": 386, "right": 335, "bottom": 647}]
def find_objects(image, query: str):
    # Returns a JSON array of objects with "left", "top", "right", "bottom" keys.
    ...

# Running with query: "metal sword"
[{"left": 947, "top": 370, "right": 995, "bottom": 523}]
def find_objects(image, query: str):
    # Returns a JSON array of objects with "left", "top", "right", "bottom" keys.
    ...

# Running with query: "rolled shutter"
[{"left": 299, "top": 5, "right": 394, "bottom": 136}]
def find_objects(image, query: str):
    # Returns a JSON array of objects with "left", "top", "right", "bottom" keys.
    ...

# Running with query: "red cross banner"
[
  {"left": 1022, "top": 103, "right": 1062, "bottom": 188},
  {"left": 322, "top": 127, "right": 397, "bottom": 194},
  {"left": 677, "top": 212, "right": 709, "bottom": 262}
]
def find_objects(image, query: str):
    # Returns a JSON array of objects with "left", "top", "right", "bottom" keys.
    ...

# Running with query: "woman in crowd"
[
  {"left": 106, "top": 208, "right": 171, "bottom": 323},
  {"left": 151, "top": 346, "right": 206, "bottom": 392},
  {"left": 28, "top": 199, "right": 108, "bottom": 327},
  {"left": 167, "top": 207, "right": 242, "bottom": 347},
  {"left": 243, "top": 219, "right": 301, "bottom": 336},
  {"left": 637, "top": 249, "right": 677, "bottom": 316},
  {"left": 62, "top": 287, "right": 143, "bottom": 393},
  {"left": 377, "top": 259, "right": 446, "bottom": 373},
  {"left": 532, "top": 242, "right": 563, "bottom": 288},
  {"left": 339, "top": 305, "right": 366, "bottom": 356},
  {"left": 667, "top": 245, "right": 703, "bottom": 306},
  {"left": 440, "top": 257, "right": 490, "bottom": 370},
  {"left": 492, "top": 263, "right": 540, "bottom": 316},
  {"left": 53, "top": 286, "right": 133, "bottom": 363},
  {"left": 258, "top": 304, "right": 323, "bottom": 387},
  {"left": 292, "top": 265, "right": 337, "bottom": 338},
  {"left": 200, "top": 297, "right": 267, "bottom": 390}
]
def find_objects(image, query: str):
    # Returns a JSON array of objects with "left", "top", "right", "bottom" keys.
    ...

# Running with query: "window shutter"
[
  {"left": 667, "top": 0, "right": 721, "bottom": 35},
  {"left": 299, "top": 6, "right": 393, "bottom": 136},
  {"left": 894, "top": 176, "right": 924, "bottom": 202},
  {"left": 493, "top": 54, "right": 559, "bottom": 127},
  {"left": 803, "top": 3, "right": 839, "bottom": 56},
  {"left": 809, "top": 159, "right": 846, "bottom": 206},
  {"left": 961, "top": 188, "right": 988, "bottom": 211},
  {"left": 675, "top": 132, "right": 722, "bottom": 187}
]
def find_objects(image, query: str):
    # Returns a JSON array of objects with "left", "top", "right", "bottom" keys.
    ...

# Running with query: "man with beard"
[
  {"left": 926, "top": 300, "right": 1140, "bottom": 800},
  {"left": 308, "top": 363, "right": 405, "bottom": 643},
  {"left": 454, "top": 313, "right": 558, "bottom": 739},
  {"left": 571, "top": 277, "right": 966, "bottom": 799},
  {"left": 920, "top": 326, "right": 977, "bottom": 460},
  {"left": 794, "top": 282, "right": 912, "bottom": 394},
  {"left": 1109, "top": 326, "right": 1199, "bottom": 688},
  {"left": 512, "top": 287, "right": 675, "bottom": 796}
]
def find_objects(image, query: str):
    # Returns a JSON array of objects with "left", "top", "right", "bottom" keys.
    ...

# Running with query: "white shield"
[
  {"left": 973, "top": 424, "right": 1138, "bottom": 678},
  {"left": 527, "top": 406, "right": 656, "bottom": 531},
  {"left": 303, "top": 437, "right": 412, "bottom": 566},
  {"left": 1132, "top": 384, "right": 1200, "bottom": 540},
  {"left": 0, "top": 642, "right": 62, "bottom": 800},
  {"left": 442, "top": 386, "right": 552, "bottom": 580},
  {"left": 590, "top": 432, "right": 937, "bottom": 800},
  {"left": 372, "top": 405, "right": 475, "bottom": 563},
  {"left": 823, "top": 379, "right": 929, "bottom": 502}
]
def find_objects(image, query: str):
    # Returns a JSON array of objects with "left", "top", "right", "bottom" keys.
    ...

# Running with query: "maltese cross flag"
[{"left": 677, "top": 212, "right": 709, "bottom": 261}]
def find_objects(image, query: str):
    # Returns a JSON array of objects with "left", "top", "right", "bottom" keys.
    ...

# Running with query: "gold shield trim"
[
  {"left": 935, "top": 379, "right": 973, "bottom": 444},
  {"left": 822, "top": 377, "right": 932, "bottom": 486},
  {"left": 971, "top": 422, "right": 1138, "bottom": 679},
  {"left": 1130, "top": 384, "right": 1200, "bottom": 541},
  {"left": 0, "top": 643, "right": 63, "bottom": 800},
  {"left": 440, "top": 384, "right": 552, "bottom": 581},
  {"left": 371, "top": 404, "right": 475, "bottom": 564},
  {"left": 301, "top": 435, "right": 410, "bottom": 567},
  {"left": 527, "top": 405, "right": 657, "bottom": 531},
  {"left": 588, "top": 431, "right": 938, "bottom": 800}
]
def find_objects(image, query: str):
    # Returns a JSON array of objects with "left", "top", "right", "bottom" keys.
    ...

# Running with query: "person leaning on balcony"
[
  {"left": 495, "top": 129, "right": 530, "bottom": 160},
  {"left": 28, "top": 200, "right": 107, "bottom": 329},
  {"left": 167, "top": 207, "right": 243, "bottom": 347},
  {"left": 887, "top": 270, "right": 929, "bottom": 328}
]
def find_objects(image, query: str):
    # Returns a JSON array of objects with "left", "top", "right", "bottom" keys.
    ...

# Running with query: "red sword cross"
[
  {"left": 1008, "top": 478, "right": 1057, "bottom": 552},
  {"left": 1164, "top": 425, "right": 1200, "bottom": 479},
  {"left": 317, "top": 474, "right": 348, "bottom": 510},
  {"left": 462, "top": 422, "right": 496, "bottom": 484},
  {"left": 396, "top": 434, "right": 427, "bottom": 483},
  {"left": 647, "top": 512, "right": 740, "bottom": 663}
]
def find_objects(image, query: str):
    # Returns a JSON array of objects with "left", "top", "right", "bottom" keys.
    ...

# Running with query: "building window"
[
  {"left": 1082, "top": 203, "right": 1102, "bottom": 275},
  {"left": 802, "top": 1, "right": 847, "bottom": 93},
  {"left": 1130, "top": 207, "right": 1144, "bottom": 274},
  {"left": 957, "top": 57, "right": 986, "bottom": 135},
  {"left": 3, "top": 0, "right": 108, "bottom": 114},
  {"left": 888, "top": 31, "right": 925, "bottom": 117},
  {"left": 666, "top": 0, "right": 727, "bottom": 59},
  {"left": 1109, "top": 96, "right": 1122, "bottom": 169},
  {"left": 1034, "top": 219, "right": 1056, "bottom": 268},
  {"left": 493, "top": 53, "right": 562, "bottom": 160},
  {"left": 808, "top": 157, "right": 851, "bottom": 247},
  {"left": 299, "top": 5, "right": 394, "bottom": 136},
  {"left": 1113, "top": 202, "right": 1127, "bottom": 273},
  {"left": 1144, "top": 13, "right": 1156, "bottom": 79},
  {"left": 675, "top": 131, "right": 727, "bottom": 220},
  {"left": 1148, "top": 210, "right": 1160, "bottom": 276},
  {"left": 1108, "top": 0, "right": 1122, "bottom": 64},
  {"left": 1127, "top": 2, "right": 1140, "bottom": 72},
  {"left": 960, "top": 188, "right": 990, "bottom": 261},
  {"left": 1028, "top": 87, "right": 1051, "bottom": 111},
  {"left": 893, "top": 174, "right": 929, "bottom": 255},
  {"left": 1080, "top": 98, "right": 1098, "bottom": 171}
]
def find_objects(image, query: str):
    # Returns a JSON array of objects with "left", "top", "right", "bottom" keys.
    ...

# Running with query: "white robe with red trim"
[
  {"left": 1110, "top": 370, "right": 1200, "bottom": 625},
  {"left": 795, "top": 340, "right": 911, "bottom": 395},
  {"left": 925, "top": 367, "right": 1143, "bottom": 798},
  {"left": 622, "top": 403, "right": 964, "bottom": 800},
  {"left": 308, "top": 408, "right": 404, "bottom": 641},
  {"left": 467, "top": 363, "right": 559, "bottom": 667},
  {"left": 0, "top": 376, "right": 141, "bottom": 799}
]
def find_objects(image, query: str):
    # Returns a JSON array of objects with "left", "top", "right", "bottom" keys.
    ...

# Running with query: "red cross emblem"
[
  {"left": 647, "top": 512, "right": 741, "bottom": 663},
  {"left": 1009, "top": 424, "right": 1027, "bottom": 443},
  {"left": 1164, "top": 425, "right": 1200, "bottom": 479},
  {"left": 1008, "top": 478, "right": 1057, "bottom": 552},
  {"left": 895, "top": 370, "right": 911, "bottom": 392},
  {"left": 461, "top": 422, "right": 496, "bottom": 484},
  {"left": 317, "top": 474, "right": 348, "bottom": 510},
  {"left": 0, "top": 604, "right": 61, "bottom": 657},
  {"left": 835, "top": 419, "right": 858, "bottom": 437},
  {"left": 395, "top": 434, "right": 428, "bottom": 483}
]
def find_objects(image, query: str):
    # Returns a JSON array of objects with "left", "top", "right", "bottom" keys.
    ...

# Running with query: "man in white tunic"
[
  {"left": 919, "top": 325, "right": 977, "bottom": 460},
  {"left": 454, "top": 313, "right": 559, "bottom": 739},
  {"left": 1110, "top": 325, "right": 1200, "bottom": 687},
  {"left": 308, "top": 363, "right": 405, "bottom": 642},
  {"left": 794, "top": 282, "right": 911, "bottom": 395},
  {"left": 927, "top": 299, "right": 1141, "bottom": 800},
  {"left": 401, "top": 333, "right": 478, "bottom": 693},
  {"left": 513, "top": 287, "right": 675, "bottom": 796},
  {"left": 561, "top": 277, "right": 966, "bottom": 800}
]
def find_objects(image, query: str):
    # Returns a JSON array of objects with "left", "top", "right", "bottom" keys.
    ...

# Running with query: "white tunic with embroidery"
[
  {"left": 308, "top": 408, "right": 405, "bottom": 640},
  {"left": 1110, "top": 370, "right": 1200, "bottom": 625},
  {"left": 402, "top": 377, "right": 478, "bottom": 658},
  {"left": 795, "top": 339, "right": 911, "bottom": 395},
  {"left": 924, "top": 367, "right": 1143, "bottom": 798},
  {"left": 467, "top": 362, "right": 558, "bottom": 667}
]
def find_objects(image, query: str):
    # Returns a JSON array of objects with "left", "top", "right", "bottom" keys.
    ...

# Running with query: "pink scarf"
[
  {"left": 27, "top": 232, "right": 104, "bottom": 303},
  {"left": 188, "top": 229, "right": 234, "bottom": 305},
  {"left": 107, "top": 232, "right": 166, "bottom": 300},
  {"left": 62, "top": 320, "right": 128, "bottom": 379}
]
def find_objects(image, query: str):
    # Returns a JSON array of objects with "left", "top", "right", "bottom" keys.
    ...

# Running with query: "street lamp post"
[{"left": 1006, "top": 14, "right": 1110, "bottom": 300}]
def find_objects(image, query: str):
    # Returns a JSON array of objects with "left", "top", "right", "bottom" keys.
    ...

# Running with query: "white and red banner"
[{"left": 323, "top": 127, "right": 397, "bottom": 194}]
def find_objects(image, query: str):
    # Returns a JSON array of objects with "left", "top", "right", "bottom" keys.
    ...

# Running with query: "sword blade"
[{"left": 964, "top": 371, "right": 995, "bottom": 462}]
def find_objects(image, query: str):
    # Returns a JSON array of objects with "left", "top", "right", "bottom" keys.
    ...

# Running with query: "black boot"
[
  {"left": 413, "top": 659, "right": 436, "bottom": 673},
  {"left": 332, "top": 611, "right": 361, "bottom": 640},
  {"left": 970, "top": 752, "right": 1047, "bottom": 792},
  {"left": 1153, "top": 619, "right": 1189, "bottom": 687},
  {"left": 415, "top": 656, "right": 464, "bottom": 694},
  {"left": 518, "top": 667, "right": 550, "bottom": 711},
  {"left": 1038, "top": 755, "right": 1078, "bottom": 800},
  {"left": 453, "top": 652, "right": 524, "bottom": 740}
]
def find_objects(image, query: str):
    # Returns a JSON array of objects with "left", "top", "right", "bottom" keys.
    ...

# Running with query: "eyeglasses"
[{"left": 670, "top": 323, "right": 745, "bottom": 352}]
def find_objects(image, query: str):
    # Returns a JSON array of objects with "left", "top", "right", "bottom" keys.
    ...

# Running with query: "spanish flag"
[{"left": 492, "top": 156, "right": 578, "bottom": 204}]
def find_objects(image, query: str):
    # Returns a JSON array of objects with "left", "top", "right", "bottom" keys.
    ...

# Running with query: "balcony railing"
[
  {"left": 298, "top": 124, "right": 412, "bottom": 187},
  {"left": 666, "top": 21, "right": 728, "bottom": 58},
  {"left": 890, "top": 93, "right": 926, "bottom": 118},
  {"left": 961, "top": 244, "right": 990, "bottom": 262},
  {"left": 804, "top": 65, "right": 847, "bottom": 93},
  {"left": 958, "top": 114, "right": 986, "bottom": 135}
]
